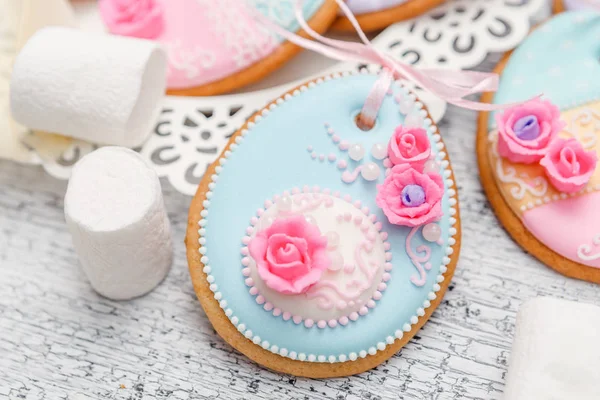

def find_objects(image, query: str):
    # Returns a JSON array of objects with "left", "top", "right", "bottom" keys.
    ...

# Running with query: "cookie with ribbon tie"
[
  {"left": 332, "top": 0, "right": 445, "bottom": 32},
  {"left": 99, "top": 0, "right": 338, "bottom": 96},
  {"left": 185, "top": 70, "right": 461, "bottom": 377},
  {"left": 478, "top": 11, "right": 600, "bottom": 282}
]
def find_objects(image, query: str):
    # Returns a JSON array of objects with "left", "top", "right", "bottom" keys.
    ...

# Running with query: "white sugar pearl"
[
  {"left": 422, "top": 223, "right": 442, "bottom": 242},
  {"left": 276, "top": 195, "right": 293, "bottom": 212},
  {"left": 404, "top": 113, "right": 423, "bottom": 128},
  {"left": 423, "top": 160, "right": 439, "bottom": 174},
  {"left": 348, "top": 144, "right": 365, "bottom": 161},
  {"left": 326, "top": 231, "right": 340, "bottom": 249},
  {"left": 371, "top": 143, "right": 387, "bottom": 160},
  {"left": 305, "top": 215, "right": 317, "bottom": 225},
  {"left": 328, "top": 251, "right": 344, "bottom": 271},
  {"left": 361, "top": 162, "right": 380, "bottom": 181},
  {"left": 399, "top": 98, "right": 414, "bottom": 115}
]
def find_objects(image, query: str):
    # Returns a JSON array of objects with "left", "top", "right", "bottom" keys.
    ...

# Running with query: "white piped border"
[{"left": 197, "top": 70, "right": 460, "bottom": 363}]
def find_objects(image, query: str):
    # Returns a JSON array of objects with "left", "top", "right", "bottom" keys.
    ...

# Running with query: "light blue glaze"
[
  {"left": 204, "top": 74, "right": 454, "bottom": 358},
  {"left": 252, "top": 0, "right": 324, "bottom": 41},
  {"left": 489, "top": 11, "right": 600, "bottom": 128}
]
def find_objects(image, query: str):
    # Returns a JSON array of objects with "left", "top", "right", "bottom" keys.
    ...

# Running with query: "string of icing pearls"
[{"left": 197, "top": 71, "right": 459, "bottom": 363}]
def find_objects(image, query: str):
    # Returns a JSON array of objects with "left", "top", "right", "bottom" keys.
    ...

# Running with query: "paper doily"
[{"left": 24, "top": 0, "right": 547, "bottom": 195}]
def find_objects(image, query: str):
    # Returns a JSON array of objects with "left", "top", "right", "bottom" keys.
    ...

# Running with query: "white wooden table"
[{"left": 2, "top": 54, "right": 599, "bottom": 400}]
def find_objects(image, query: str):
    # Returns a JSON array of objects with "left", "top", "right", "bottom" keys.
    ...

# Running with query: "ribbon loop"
[{"left": 251, "top": 0, "right": 538, "bottom": 116}]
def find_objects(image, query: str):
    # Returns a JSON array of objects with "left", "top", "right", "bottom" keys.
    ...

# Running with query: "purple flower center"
[
  {"left": 401, "top": 184, "right": 426, "bottom": 207},
  {"left": 513, "top": 115, "right": 540, "bottom": 141}
]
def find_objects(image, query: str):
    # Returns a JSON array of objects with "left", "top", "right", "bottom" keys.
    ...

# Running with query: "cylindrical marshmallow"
[
  {"left": 504, "top": 297, "right": 600, "bottom": 400},
  {"left": 10, "top": 27, "right": 167, "bottom": 147},
  {"left": 64, "top": 147, "right": 173, "bottom": 300}
]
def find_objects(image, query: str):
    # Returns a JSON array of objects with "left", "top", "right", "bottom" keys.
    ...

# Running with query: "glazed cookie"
[
  {"left": 99, "top": 0, "right": 338, "bottom": 96},
  {"left": 332, "top": 0, "right": 445, "bottom": 32},
  {"left": 477, "top": 12, "right": 600, "bottom": 282},
  {"left": 185, "top": 71, "right": 461, "bottom": 377}
]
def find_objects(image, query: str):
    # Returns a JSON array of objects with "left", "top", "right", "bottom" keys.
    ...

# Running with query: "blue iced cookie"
[{"left": 186, "top": 71, "right": 460, "bottom": 377}]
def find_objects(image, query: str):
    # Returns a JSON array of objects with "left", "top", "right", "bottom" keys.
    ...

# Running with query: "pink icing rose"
[
  {"left": 376, "top": 163, "right": 444, "bottom": 227},
  {"left": 540, "top": 138, "right": 598, "bottom": 193},
  {"left": 99, "top": 0, "right": 164, "bottom": 39},
  {"left": 248, "top": 215, "right": 330, "bottom": 295},
  {"left": 387, "top": 125, "right": 431, "bottom": 168},
  {"left": 496, "top": 98, "right": 566, "bottom": 164}
]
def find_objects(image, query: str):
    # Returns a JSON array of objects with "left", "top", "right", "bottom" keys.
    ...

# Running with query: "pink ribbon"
[{"left": 252, "top": 0, "right": 537, "bottom": 114}]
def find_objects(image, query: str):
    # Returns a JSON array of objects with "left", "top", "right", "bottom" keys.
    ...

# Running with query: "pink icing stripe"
[
  {"left": 406, "top": 226, "right": 432, "bottom": 287},
  {"left": 342, "top": 166, "right": 363, "bottom": 183}
]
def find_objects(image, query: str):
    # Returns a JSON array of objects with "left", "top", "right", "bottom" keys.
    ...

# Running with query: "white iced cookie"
[{"left": 64, "top": 147, "right": 173, "bottom": 300}]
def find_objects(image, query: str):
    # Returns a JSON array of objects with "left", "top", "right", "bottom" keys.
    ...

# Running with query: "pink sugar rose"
[
  {"left": 99, "top": 0, "right": 164, "bottom": 39},
  {"left": 540, "top": 138, "right": 598, "bottom": 193},
  {"left": 496, "top": 98, "right": 566, "bottom": 164},
  {"left": 387, "top": 125, "right": 431, "bottom": 168},
  {"left": 248, "top": 215, "right": 330, "bottom": 295},
  {"left": 376, "top": 163, "right": 444, "bottom": 227}
]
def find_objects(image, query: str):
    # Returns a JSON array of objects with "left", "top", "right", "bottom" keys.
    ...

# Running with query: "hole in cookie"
[{"left": 352, "top": 110, "right": 378, "bottom": 132}]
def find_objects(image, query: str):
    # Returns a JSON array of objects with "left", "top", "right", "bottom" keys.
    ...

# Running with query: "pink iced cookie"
[{"left": 99, "top": 0, "right": 337, "bottom": 95}]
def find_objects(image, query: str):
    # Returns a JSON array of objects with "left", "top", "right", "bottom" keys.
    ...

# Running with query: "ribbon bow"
[{"left": 252, "top": 0, "right": 537, "bottom": 120}]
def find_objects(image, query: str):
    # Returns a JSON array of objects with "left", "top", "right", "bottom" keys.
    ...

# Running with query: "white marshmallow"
[
  {"left": 504, "top": 297, "right": 600, "bottom": 400},
  {"left": 10, "top": 27, "right": 167, "bottom": 147},
  {"left": 64, "top": 147, "right": 172, "bottom": 300}
]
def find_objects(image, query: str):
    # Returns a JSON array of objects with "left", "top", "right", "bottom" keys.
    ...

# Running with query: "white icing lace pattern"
[
  {"left": 165, "top": 39, "right": 217, "bottom": 79},
  {"left": 197, "top": 0, "right": 276, "bottom": 69},
  {"left": 578, "top": 234, "right": 600, "bottom": 261},
  {"left": 488, "top": 131, "right": 549, "bottom": 200},
  {"left": 562, "top": 108, "right": 600, "bottom": 150}
]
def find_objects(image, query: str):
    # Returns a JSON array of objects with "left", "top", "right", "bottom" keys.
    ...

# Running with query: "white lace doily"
[{"left": 22, "top": 0, "right": 547, "bottom": 195}]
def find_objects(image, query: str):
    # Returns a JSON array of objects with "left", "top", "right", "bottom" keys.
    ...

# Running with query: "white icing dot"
[
  {"left": 359, "top": 350, "right": 367, "bottom": 358},
  {"left": 339, "top": 354, "right": 347, "bottom": 362},
  {"left": 348, "top": 144, "right": 365, "bottom": 161},
  {"left": 361, "top": 162, "right": 380, "bottom": 181},
  {"left": 298, "top": 353, "right": 306, "bottom": 361},
  {"left": 328, "top": 355, "right": 336, "bottom": 363},
  {"left": 371, "top": 143, "right": 387, "bottom": 160},
  {"left": 308, "top": 354, "right": 316, "bottom": 362},
  {"left": 349, "top": 352, "right": 358, "bottom": 361},
  {"left": 368, "top": 347, "right": 377, "bottom": 355},
  {"left": 395, "top": 330, "right": 403, "bottom": 339}
]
